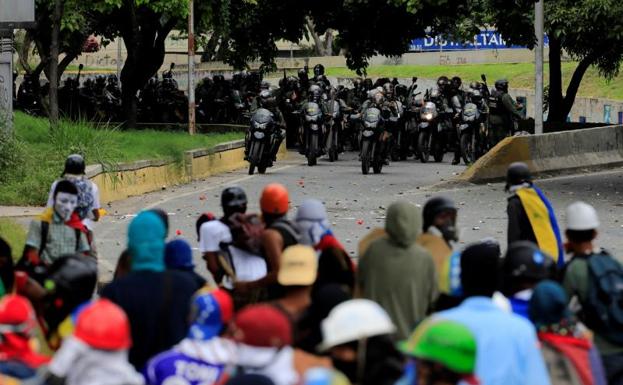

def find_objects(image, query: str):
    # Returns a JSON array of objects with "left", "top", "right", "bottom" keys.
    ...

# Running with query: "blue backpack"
[{"left": 581, "top": 251, "right": 623, "bottom": 345}]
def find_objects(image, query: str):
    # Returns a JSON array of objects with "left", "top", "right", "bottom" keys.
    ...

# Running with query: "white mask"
[{"left": 54, "top": 192, "right": 78, "bottom": 221}]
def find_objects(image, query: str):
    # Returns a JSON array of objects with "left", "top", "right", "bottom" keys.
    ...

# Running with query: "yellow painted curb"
[
  {"left": 459, "top": 136, "right": 532, "bottom": 183},
  {"left": 90, "top": 141, "right": 288, "bottom": 203}
]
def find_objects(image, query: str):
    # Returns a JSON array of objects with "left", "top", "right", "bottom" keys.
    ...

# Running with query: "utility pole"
[
  {"left": 534, "top": 0, "right": 544, "bottom": 134},
  {"left": 116, "top": 37, "right": 122, "bottom": 80},
  {"left": 187, "top": 0, "right": 196, "bottom": 135}
]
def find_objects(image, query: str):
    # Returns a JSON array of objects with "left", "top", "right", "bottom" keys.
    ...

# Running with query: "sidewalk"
[{"left": 0, "top": 206, "right": 43, "bottom": 218}]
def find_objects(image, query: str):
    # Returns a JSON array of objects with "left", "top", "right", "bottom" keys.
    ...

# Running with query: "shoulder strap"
[
  {"left": 75, "top": 229, "right": 81, "bottom": 252},
  {"left": 39, "top": 221, "right": 49, "bottom": 255}
]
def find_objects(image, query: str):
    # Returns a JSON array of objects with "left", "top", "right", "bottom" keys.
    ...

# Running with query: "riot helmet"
[
  {"left": 495, "top": 79, "right": 509, "bottom": 93},
  {"left": 259, "top": 89, "right": 277, "bottom": 109},
  {"left": 382, "top": 82, "right": 395, "bottom": 98},
  {"left": 436, "top": 76, "right": 450, "bottom": 91},
  {"left": 63, "top": 154, "right": 86, "bottom": 176},
  {"left": 505, "top": 162, "right": 532, "bottom": 191},
  {"left": 451, "top": 76, "right": 462, "bottom": 91},
  {"left": 313, "top": 64, "right": 325, "bottom": 77}
]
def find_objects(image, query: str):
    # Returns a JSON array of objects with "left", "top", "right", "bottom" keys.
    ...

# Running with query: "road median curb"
[{"left": 459, "top": 124, "right": 623, "bottom": 183}]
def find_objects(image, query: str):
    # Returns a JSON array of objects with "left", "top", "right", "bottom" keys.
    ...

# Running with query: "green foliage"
[
  {"left": 0, "top": 112, "right": 243, "bottom": 205},
  {"left": 0, "top": 219, "right": 27, "bottom": 261}
]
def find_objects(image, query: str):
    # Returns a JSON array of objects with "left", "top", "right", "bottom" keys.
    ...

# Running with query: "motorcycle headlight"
[
  {"left": 362, "top": 130, "right": 374, "bottom": 137},
  {"left": 305, "top": 114, "right": 318, "bottom": 122},
  {"left": 422, "top": 113, "right": 433, "bottom": 120},
  {"left": 310, "top": 124, "right": 319, "bottom": 131},
  {"left": 253, "top": 122, "right": 268, "bottom": 130},
  {"left": 364, "top": 121, "right": 377, "bottom": 128},
  {"left": 463, "top": 115, "right": 475, "bottom": 122},
  {"left": 253, "top": 131, "right": 265, "bottom": 139}
]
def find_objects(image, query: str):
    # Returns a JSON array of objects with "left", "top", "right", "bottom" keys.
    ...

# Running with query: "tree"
[
  {"left": 478, "top": 0, "right": 623, "bottom": 123},
  {"left": 305, "top": 17, "right": 334, "bottom": 57},
  {"left": 91, "top": 0, "right": 189, "bottom": 127}
]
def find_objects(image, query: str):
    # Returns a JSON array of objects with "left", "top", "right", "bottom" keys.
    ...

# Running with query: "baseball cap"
[
  {"left": 278, "top": 245, "right": 318, "bottom": 286},
  {"left": 232, "top": 305, "right": 292, "bottom": 348},
  {"left": 188, "top": 288, "right": 234, "bottom": 340}
]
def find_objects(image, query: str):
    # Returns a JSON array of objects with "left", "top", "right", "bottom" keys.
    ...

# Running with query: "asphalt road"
[{"left": 94, "top": 151, "right": 623, "bottom": 282}]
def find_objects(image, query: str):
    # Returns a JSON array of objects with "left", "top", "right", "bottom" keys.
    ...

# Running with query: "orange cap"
[
  {"left": 260, "top": 183, "right": 289, "bottom": 215},
  {"left": 74, "top": 299, "right": 132, "bottom": 350}
]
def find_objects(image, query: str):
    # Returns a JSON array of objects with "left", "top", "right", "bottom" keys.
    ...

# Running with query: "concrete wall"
[
  {"left": 87, "top": 139, "right": 288, "bottom": 203},
  {"left": 461, "top": 125, "right": 623, "bottom": 183}
]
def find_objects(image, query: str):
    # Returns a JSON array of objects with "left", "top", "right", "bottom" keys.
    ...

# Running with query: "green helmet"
[{"left": 399, "top": 319, "right": 477, "bottom": 375}]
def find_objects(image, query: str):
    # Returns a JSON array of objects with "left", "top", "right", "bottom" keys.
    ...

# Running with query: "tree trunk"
[
  {"left": 48, "top": 0, "right": 64, "bottom": 128},
  {"left": 323, "top": 29, "right": 334, "bottom": 56},
  {"left": 119, "top": 3, "right": 176, "bottom": 127},
  {"left": 306, "top": 17, "right": 325, "bottom": 56},
  {"left": 546, "top": 35, "right": 564, "bottom": 122},
  {"left": 547, "top": 36, "right": 596, "bottom": 123}
]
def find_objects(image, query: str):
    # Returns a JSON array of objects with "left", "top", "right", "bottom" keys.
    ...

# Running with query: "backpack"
[
  {"left": 487, "top": 89, "right": 504, "bottom": 115},
  {"left": 65, "top": 176, "right": 94, "bottom": 220},
  {"left": 580, "top": 251, "right": 623, "bottom": 345},
  {"left": 226, "top": 213, "right": 265, "bottom": 255}
]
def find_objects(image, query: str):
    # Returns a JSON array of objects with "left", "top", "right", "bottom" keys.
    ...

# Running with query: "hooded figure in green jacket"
[{"left": 358, "top": 201, "right": 439, "bottom": 340}]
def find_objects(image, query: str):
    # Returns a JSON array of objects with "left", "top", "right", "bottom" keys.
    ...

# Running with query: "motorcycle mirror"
[
  {"left": 170, "top": 63, "right": 176, "bottom": 70},
  {"left": 412, "top": 76, "right": 418, "bottom": 83},
  {"left": 480, "top": 74, "right": 487, "bottom": 82},
  {"left": 78, "top": 64, "right": 84, "bottom": 70}
]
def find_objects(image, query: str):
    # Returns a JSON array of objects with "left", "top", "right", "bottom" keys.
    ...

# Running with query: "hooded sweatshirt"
[
  {"left": 358, "top": 201, "right": 438, "bottom": 339},
  {"left": 47, "top": 337, "right": 144, "bottom": 385},
  {"left": 102, "top": 212, "right": 200, "bottom": 370}
]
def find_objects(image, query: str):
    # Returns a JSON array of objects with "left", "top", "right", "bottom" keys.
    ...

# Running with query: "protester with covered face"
[
  {"left": 44, "top": 299, "right": 144, "bottom": 385},
  {"left": 102, "top": 211, "right": 200, "bottom": 370},
  {"left": 164, "top": 239, "right": 206, "bottom": 290},
  {"left": 358, "top": 201, "right": 437, "bottom": 339},
  {"left": 319, "top": 299, "right": 404, "bottom": 385},
  {"left": 0, "top": 294, "right": 50, "bottom": 379},
  {"left": 46, "top": 154, "right": 102, "bottom": 253},
  {"left": 295, "top": 199, "right": 355, "bottom": 296},
  {"left": 23, "top": 181, "right": 91, "bottom": 277},
  {"left": 144, "top": 289, "right": 235, "bottom": 385}
]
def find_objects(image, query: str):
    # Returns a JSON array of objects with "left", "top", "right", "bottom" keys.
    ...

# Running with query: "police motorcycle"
[
  {"left": 360, "top": 107, "right": 388, "bottom": 174},
  {"left": 246, "top": 108, "right": 276, "bottom": 175},
  {"left": 417, "top": 89, "right": 447, "bottom": 163},
  {"left": 301, "top": 85, "right": 326, "bottom": 166},
  {"left": 459, "top": 83, "right": 490, "bottom": 164}
]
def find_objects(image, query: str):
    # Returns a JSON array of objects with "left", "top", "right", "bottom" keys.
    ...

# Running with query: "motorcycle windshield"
[
  {"left": 305, "top": 102, "right": 322, "bottom": 118},
  {"left": 463, "top": 103, "right": 478, "bottom": 118},
  {"left": 364, "top": 108, "right": 381, "bottom": 124},
  {"left": 251, "top": 108, "right": 273, "bottom": 125}
]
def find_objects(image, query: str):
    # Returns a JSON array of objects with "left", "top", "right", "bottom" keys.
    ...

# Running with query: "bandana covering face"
[
  {"left": 54, "top": 192, "right": 78, "bottom": 221},
  {"left": 296, "top": 199, "right": 331, "bottom": 247}
]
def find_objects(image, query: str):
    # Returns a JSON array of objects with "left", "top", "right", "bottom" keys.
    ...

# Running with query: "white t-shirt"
[{"left": 199, "top": 220, "right": 267, "bottom": 283}]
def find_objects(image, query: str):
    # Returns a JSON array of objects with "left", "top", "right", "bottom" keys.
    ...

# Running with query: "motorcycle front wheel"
[
  {"left": 460, "top": 131, "right": 476, "bottom": 165},
  {"left": 418, "top": 131, "right": 431, "bottom": 163},
  {"left": 307, "top": 133, "right": 318, "bottom": 166},
  {"left": 361, "top": 140, "right": 372, "bottom": 175}
]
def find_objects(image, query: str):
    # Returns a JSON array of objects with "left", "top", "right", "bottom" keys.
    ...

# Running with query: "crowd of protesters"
[{"left": 0, "top": 154, "right": 622, "bottom": 385}]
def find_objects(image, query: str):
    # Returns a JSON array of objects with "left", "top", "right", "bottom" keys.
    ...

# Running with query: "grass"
[
  {"left": 0, "top": 112, "right": 243, "bottom": 206},
  {"left": 325, "top": 62, "right": 623, "bottom": 100},
  {"left": 0, "top": 218, "right": 27, "bottom": 260}
]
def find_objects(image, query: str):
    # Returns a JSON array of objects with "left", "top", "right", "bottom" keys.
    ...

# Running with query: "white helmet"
[
  {"left": 566, "top": 201, "right": 599, "bottom": 231},
  {"left": 319, "top": 299, "right": 396, "bottom": 351}
]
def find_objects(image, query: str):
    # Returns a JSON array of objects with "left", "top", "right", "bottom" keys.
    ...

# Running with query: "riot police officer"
[{"left": 488, "top": 79, "right": 524, "bottom": 148}]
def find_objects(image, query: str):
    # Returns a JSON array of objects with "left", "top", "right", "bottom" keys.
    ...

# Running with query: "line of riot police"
[{"left": 244, "top": 66, "right": 526, "bottom": 175}]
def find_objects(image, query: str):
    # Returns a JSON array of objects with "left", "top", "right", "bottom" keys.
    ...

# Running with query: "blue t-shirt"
[{"left": 143, "top": 350, "right": 227, "bottom": 385}]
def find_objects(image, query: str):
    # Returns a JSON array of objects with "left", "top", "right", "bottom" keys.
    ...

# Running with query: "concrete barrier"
[
  {"left": 87, "top": 140, "right": 288, "bottom": 203},
  {"left": 460, "top": 125, "right": 623, "bottom": 183}
]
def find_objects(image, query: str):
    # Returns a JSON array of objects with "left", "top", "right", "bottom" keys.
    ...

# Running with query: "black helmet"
[
  {"left": 451, "top": 76, "right": 462, "bottom": 90},
  {"left": 43, "top": 254, "right": 98, "bottom": 334},
  {"left": 495, "top": 79, "right": 509, "bottom": 92},
  {"left": 313, "top": 64, "right": 325, "bottom": 77},
  {"left": 506, "top": 162, "right": 532, "bottom": 191},
  {"left": 382, "top": 82, "right": 394, "bottom": 97},
  {"left": 423, "top": 196, "right": 457, "bottom": 231},
  {"left": 503, "top": 241, "right": 554, "bottom": 294},
  {"left": 298, "top": 69, "right": 308, "bottom": 80},
  {"left": 437, "top": 76, "right": 450, "bottom": 90},
  {"left": 221, "top": 187, "right": 248, "bottom": 210},
  {"left": 469, "top": 81, "right": 479, "bottom": 90},
  {"left": 63, "top": 154, "right": 86, "bottom": 176},
  {"left": 259, "top": 90, "right": 277, "bottom": 108}
]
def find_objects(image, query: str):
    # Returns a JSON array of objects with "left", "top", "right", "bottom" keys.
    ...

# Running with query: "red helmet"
[
  {"left": 0, "top": 294, "right": 37, "bottom": 336},
  {"left": 232, "top": 305, "right": 292, "bottom": 348},
  {"left": 260, "top": 183, "right": 289, "bottom": 215},
  {"left": 74, "top": 299, "right": 132, "bottom": 350}
]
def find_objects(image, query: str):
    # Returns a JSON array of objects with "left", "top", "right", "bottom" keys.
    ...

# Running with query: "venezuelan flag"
[{"left": 516, "top": 187, "right": 564, "bottom": 267}]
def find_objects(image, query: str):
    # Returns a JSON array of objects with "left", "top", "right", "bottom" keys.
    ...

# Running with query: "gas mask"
[
  {"left": 54, "top": 192, "right": 78, "bottom": 221},
  {"left": 437, "top": 219, "right": 459, "bottom": 243}
]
